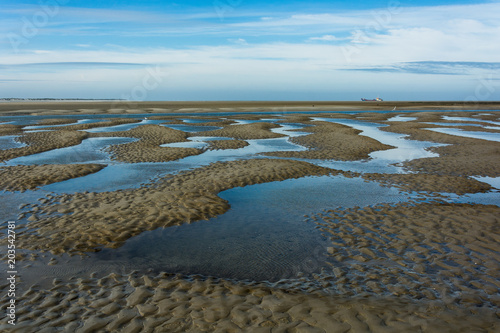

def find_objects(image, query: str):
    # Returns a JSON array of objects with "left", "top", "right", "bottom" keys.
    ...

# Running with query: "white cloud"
[
  {"left": 309, "top": 35, "right": 342, "bottom": 41},
  {"left": 1, "top": 2, "right": 500, "bottom": 100}
]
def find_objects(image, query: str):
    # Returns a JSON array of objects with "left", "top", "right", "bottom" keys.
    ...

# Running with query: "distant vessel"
[{"left": 361, "top": 97, "right": 383, "bottom": 102}]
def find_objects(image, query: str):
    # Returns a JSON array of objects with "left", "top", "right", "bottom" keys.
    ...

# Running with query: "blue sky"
[{"left": 1, "top": 0, "right": 499, "bottom": 101}]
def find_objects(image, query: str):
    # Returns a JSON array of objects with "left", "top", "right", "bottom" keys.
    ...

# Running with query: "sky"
[{"left": 0, "top": 0, "right": 499, "bottom": 101}]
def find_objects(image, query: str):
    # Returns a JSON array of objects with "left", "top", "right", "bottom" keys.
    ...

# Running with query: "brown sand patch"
[
  {"left": 0, "top": 124, "right": 23, "bottom": 136},
  {"left": 2, "top": 101, "right": 500, "bottom": 116},
  {"left": 362, "top": 173, "right": 493, "bottom": 194},
  {"left": 312, "top": 203, "right": 500, "bottom": 305},
  {"left": 1, "top": 271, "right": 497, "bottom": 332},
  {"left": 0, "top": 164, "right": 106, "bottom": 192},
  {"left": 94, "top": 124, "right": 202, "bottom": 163},
  {"left": 53, "top": 118, "right": 140, "bottom": 131},
  {"left": 380, "top": 120, "right": 500, "bottom": 176},
  {"left": 35, "top": 118, "right": 78, "bottom": 126},
  {"left": 197, "top": 122, "right": 285, "bottom": 140},
  {"left": 0, "top": 130, "right": 88, "bottom": 162},
  {"left": 205, "top": 139, "right": 249, "bottom": 150},
  {"left": 13, "top": 159, "right": 333, "bottom": 254},
  {"left": 265, "top": 121, "right": 395, "bottom": 160}
]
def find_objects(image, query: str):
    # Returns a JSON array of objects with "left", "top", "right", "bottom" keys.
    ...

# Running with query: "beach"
[{"left": 0, "top": 103, "right": 499, "bottom": 332}]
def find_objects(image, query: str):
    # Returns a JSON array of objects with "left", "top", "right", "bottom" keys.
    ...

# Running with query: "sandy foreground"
[{"left": 0, "top": 106, "right": 499, "bottom": 332}]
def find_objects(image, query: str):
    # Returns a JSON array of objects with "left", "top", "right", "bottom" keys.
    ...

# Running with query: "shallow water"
[
  {"left": 426, "top": 127, "right": 500, "bottom": 142},
  {"left": 162, "top": 124, "right": 222, "bottom": 132},
  {"left": 1, "top": 111, "right": 499, "bottom": 288},
  {"left": 85, "top": 119, "right": 168, "bottom": 133},
  {"left": 91, "top": 175, "right": 408, "bottom": 281},
  {"left": 387, "top": 115, "right": 417, "bottom": 122},
  {"left": 6, "top": 137, "right": 137, "bottom": 165},
  {"left": 441, "top": 115, "right": 500, "bottom": 126},
  {"left": 312, "top": 118, "right": 442, "bottom": 168},
  {"left": 0, "top": 135, "right": 26, "bottom": 149},
  {"left": 23, "top": 118, "right": 107, "bottom": 130}
]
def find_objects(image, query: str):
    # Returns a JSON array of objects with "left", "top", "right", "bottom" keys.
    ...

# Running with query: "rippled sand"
[{"left": 0, "top": 107, "right": 499, "bottom": 331}]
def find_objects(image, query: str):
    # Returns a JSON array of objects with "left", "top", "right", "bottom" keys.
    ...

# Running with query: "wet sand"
[
  {"left": 312, "top": 202, "right": 500, "bottom": 307},
  {"left": 1, "top": 270, "right": 498, "bottom": 332},
  {"left": 198, "top": 122, "right": 286, "bottom": 140},
  {"left": 0, "top": 164, "right": 105, "bottom": 192},
  {"left": 265, "top": 121, "right": 395, "bottom": 160},
  {"left": 362, "top": 173, "right": 493, "bottom": 194},
  {"left": 0, "top": 108, "right": 499, "bottom": 331},
  {"left": 1, "top": 100, "right": 500, "bottom": 115},
  {"left": 11, "top": 159, "right": 333, "bottom": 254},
  {"left": 379, "top": 113, "right": 500, "bottom": 176},
  {"left": 95, "top": 125, "right": 203, "bottom": 163}
]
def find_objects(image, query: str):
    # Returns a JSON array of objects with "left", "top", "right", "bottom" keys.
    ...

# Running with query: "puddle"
[
  {"left": 6, "top": 137, "right": 137, "bottom": 165},
  {"left": 312, "top": 118, "right": 442, "bottom": 166},
  {"left": 387, "top": 115, "right": 417, "bottom": 122},
  {"left": 0, "top": 190, "right": 46, "bottom": 223},
  {"left": 271, "top": 123, "right": 310, "bottom": 137},
  {"left": 426, "top": 127, "right": 500, "bottom": 142},
  {"left": 0, "top": 135, "right": 26, "bottom": 149},
  {"left": 90, "top": 175, "right": 408, "bottom": 281},
  {"left": 442, "top": 116, "right": 500, "bottom": 126},
  {"left": 182, "top": 119, "right": 217, "bottom": 123},
  {"left": 472, "top": 176, "right": 500, "bottom": 190},
  {"left": 162, "top": 124, "right": 222, "bottom": 132},
  {"left": 42, "top": 163, "right": 181, "bottom": 193},
  {"left": 84, "top": 119, "right": 168, "bottom": 133},
  {"left": 1, "top": 111, "right": 499, "bottom": 287},
  {"left": 425, "top": 122, "right": 485, "bottom": 127},
  {"left": 23, "top": 119, "right": 107, "bottom": 130}
]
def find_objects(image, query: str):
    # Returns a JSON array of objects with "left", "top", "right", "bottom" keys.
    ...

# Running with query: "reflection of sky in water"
[
  {"left": 162, "top": 124, "right": 221, "bottom": 132},
  {"left": 0, "top": 135, "right": 26, "bottom": 149},
  {"left": 23, "top": 118, "right": 106, "bottom": 130},
  {"left": 442, "top": 116, "right": 500, "bottom": 126},
  {"left": 426, "top": 127, "right": 500, "bottom": 142},
  {"left": 92, "top": 175, "right": 409, "bottom": 281},
  {"left": 5, "top": 137, "right": 137, "bottom": 165},
  {"left": 387, "top": 115, "right": 417, "bottom": 121},
  {"left": 182, "top": 118, "right": 217, "bottom": 123},
  {"left": 312, "top": 118, "right": 443, "bottom": 168},
  {"left": 425, "top": 122, "right": 484, "bottom": 127},
  {"left": 85, "top": 119, "right": 167, "bottom": 133},
  {"left": 2, "top": 112, "right": 499, "bottom": 286},
  {"left": 43, "top": 163, "right": 182, "bottom": 193}
]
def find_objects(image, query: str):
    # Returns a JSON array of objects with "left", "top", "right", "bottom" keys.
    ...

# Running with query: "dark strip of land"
[{"left": 0, "top": 101, "right": 499, "bottom": 115}]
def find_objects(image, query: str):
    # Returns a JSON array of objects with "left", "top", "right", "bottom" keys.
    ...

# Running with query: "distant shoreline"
[{"left": 0, "top": 100, "right": 499, "bottom": 115}]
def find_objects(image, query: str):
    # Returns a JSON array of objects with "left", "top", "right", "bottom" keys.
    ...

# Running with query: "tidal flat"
[{"left": 0, "top": 106, "right": 499, "bottom": 332}]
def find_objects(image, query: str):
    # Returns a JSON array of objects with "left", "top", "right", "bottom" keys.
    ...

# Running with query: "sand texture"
[
  {"left": 0, "top": 109, "right": 499, "bottom": 332},
  {"left": 2, "top": 100, "right": 500, "bottom": 115},
  {"left": 11, "top": 159, "right": 333, "bottom": 254},
  {"left": 0, "top": 164, "right": 106, "bottom": 192},
  {"left": 0, "top": 130, "right": 88, "bottom": 162},
  {"left": 380, "top": 119, "right": 500, "bottom": 176},
  {"left": 1, "top": 271, "right": 498, "bottom": 332},
  {"left": 197, "top": 122, "right": 285, "bottom": 140},
  {"left": 36, "top": 118, "right": 78, "bottom": 126},
  {"left": 95, "top": 125, "right": 203, "bottom": 163},
  {"left": 0, "top": 124, "right": 23, "bottom": 136},
  {"left": 265, "top": 121, "right": 395, "bottom": 160},
  {"left": 311, "top": 202, "right": 500, "bottom": 305},
  {"left": 362, "top": 173, "right": 493, "bottom": 194}
]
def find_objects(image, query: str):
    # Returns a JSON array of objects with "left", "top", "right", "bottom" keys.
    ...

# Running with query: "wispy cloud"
[{"left": 344, "top": 61, "right": 500, "bottom": 75}]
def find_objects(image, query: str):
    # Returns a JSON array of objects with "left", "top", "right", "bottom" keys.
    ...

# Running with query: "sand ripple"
[
  {"left": 0, "top": 164, "right": 105, "bottom": 192},
  {"left": 1, "top": 271, "right": 497, "bottom": 332},
  {"left": 12, "top": 159, "right": 333, "bottom": 254}
]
